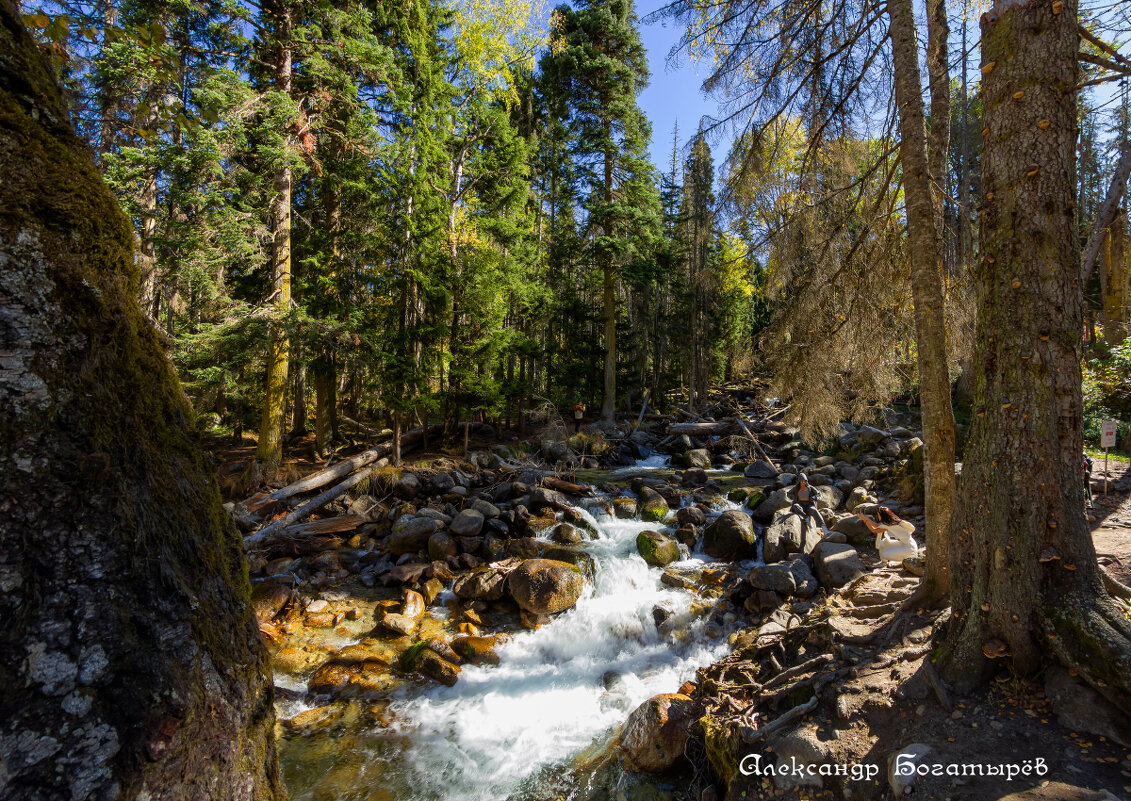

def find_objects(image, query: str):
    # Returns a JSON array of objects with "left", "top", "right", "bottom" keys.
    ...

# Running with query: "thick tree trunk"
[
  {"left": 942, "top": 0, "right": 1131, "bottom": 715},
  {"left": 888, "top": 0, "right": 958, "bottom": 597},
  {"left": 0, "top": 4, "right": 283, "bottom": 797},
  {"left": 257, "top": 0, "right": 293, "bottom": 465},
  {"left": 925, "top": 0, "right": 951, "bottom": 215}
]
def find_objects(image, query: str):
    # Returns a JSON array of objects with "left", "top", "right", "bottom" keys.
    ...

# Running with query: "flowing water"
[{"left": 278, "top": 460, "right": 745, "bottom": 801}]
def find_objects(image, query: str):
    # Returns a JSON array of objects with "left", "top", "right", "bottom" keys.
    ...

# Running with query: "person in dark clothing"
[
  {"left": 788, "top": 473, "right": 829, "bottom": 538},
  {"left": 1083, "top": 451, "right": 1093, "bottom": 507}
]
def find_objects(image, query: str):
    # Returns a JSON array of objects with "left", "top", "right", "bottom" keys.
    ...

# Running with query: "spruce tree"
[{"left": 540, "top": 0, "right": 661, "bottom": 425}]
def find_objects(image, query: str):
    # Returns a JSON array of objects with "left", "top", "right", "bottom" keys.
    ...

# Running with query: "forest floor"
[{"left": 1090, "top": 457, "right": 1131, "bottom": 587}]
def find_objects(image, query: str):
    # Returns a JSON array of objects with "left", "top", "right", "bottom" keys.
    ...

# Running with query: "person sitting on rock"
[
  {"left": 856, "top": 506, "right": 921, "bottom": 564},
  {"left": 788, "top": 473, "right": 829, "bottom": 539}
]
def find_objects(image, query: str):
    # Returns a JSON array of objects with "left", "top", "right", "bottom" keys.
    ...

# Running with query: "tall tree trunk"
[
  {"left": 312, "top": 352, "right": 336, "bottom": 457},
  {"left": 888, "top": 0, "right": 958, "bottom": 597},
  {"left": 1100, "top": 208, "right": 1128, "bottom": 343},
  {"left": 290, "top": 343, "right": 307, "bottom": 437},
  {"left": 0, "top": 4, "right": 283, "bottom": 796},
  {"left": 257, "top": 0, "right": 293, "bottom": 465},
  {"left": 925, "top": 0, "right": 951, "bottom": 217},
  {"left": 600, "top": 139, "right": 617, "bottom": 424},
  {"left": 942, "top": 0, "right": 1131, "bottom": 714}
]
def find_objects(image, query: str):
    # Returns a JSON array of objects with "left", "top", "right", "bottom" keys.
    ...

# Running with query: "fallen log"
[
  {"left": 236, "top": 423, "right": 442, "bottom": 516},
  {"left": 542, "top": 476, "right": 595, "bottom": 497},
  {"left": 245, "top": 469, "right": 377, "bottom": 547},
  {"left": 667, "top": 420, "right": 735, "bottom": 436}
]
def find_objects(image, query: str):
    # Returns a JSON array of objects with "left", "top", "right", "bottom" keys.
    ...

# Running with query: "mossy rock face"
[{"left": 636, "top": 530, "right": 681, "bottom": 567}]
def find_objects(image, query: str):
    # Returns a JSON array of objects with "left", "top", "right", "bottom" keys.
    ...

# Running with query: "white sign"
[{"left": 1101, "top": 420, "right": 1117, "bottom": 449}]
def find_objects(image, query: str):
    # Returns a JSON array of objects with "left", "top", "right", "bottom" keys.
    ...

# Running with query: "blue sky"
[{"left": 635, "top": 1, "right": 729, "bottom": 174}]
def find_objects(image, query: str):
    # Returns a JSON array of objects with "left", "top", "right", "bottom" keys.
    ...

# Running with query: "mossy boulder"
[
  {"left": 636, "top": 486, "right": 670, "bottom": 522},
  {"left": 636, "top": 530, "right": 681, "bottom": 567},
  {"left": 541, "top": 545, "right": 597, "bottom": 581},
  {"left": 700, "top": 714, "right": 742, "bottom": 787},
  {"left": 612, "top": 496, "right": 638, "bottom": 519},
  {"left": 703, "top": 510, "right": 758, "bottom": 560},
  {"left": 507, "top": 559, "right": 584, "bottom": 615}
]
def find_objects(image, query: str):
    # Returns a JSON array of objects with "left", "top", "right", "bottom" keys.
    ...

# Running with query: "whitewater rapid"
[{"left": 380, "top": 503, "right": 735, "bottom": 801}]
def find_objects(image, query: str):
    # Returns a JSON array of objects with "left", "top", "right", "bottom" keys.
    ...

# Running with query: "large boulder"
[
  {"left": 750, "top": 488, "right": 792, "bottom": 522},
  {"left": 637, "top": 530, "right": 681, "bottom": 567},
  {"left": 620, "top": 693, "right": 697, "bottom": 773},
  {"left": 450, "top": 508, "right": 485, "bottom": 537},
  {"left": 507, "top": 559, "right": 584, "bottom": 615},
  {"left": 452, "top": 567, "right": 508, "bottom": 601},
  {"left": 813, "top": 485, "right": 844, "bottom": 512},
  {"left": 540, "top": 546, "right": 597, "bottom": 582},
  {"left": 762, "top": 511, "right": 803, "bottom": 564},
  {"left": 686, "top": 448, "right": 712, "bottom": 468},
  {"left": 612, "top": 497, "right": 638, "bottom": 519},
  {"left": 856, "top": 425, "right": 888, "bottom": 447},
  {"left": 744, "top": 460, "right": 779, "bottom": 479},
  {"left": 676, "top": 506, "right": 706, "bottom": 527},
  {"left": 388, "top": 516, "right": 439, "bottom": 555},
  {"left": 831, "top": 514, "right": 874, "bottom": 547},
  {"left": 782, "top": 555, "right": 819, "bottom": 598},
  {"left": 703, "top": 510, "right": 758, "bottom": 560},
  {"left": 812, "top": 541, "right": 864, "bottom": 588},
  {"left": 747, "top": 563, "right": 797, "bottom": 595},
  {"left": 637, "top": 486, "right": 670, "bottom": 522}
]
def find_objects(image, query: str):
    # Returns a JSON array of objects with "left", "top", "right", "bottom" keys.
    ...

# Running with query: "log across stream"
[{"left": 274, "top": 458, "right": 748, "bottom": 801}]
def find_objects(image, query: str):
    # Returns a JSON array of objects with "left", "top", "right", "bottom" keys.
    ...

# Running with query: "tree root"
[
  {"left": 1100, "top": 566, "right": 1131, "bottom": 601},
  {"left": 1042, "top": 592, "right": 1131, "bottom": 716}
]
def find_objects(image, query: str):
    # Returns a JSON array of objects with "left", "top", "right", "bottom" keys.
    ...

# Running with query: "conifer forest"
[{"left": 2, "top": 0, "right": 1131, "bottom": 796}]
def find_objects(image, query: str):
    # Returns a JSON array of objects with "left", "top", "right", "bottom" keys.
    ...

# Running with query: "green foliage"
[{"left": 1084, "top": 340, "right": 1131, "bottom": 449}]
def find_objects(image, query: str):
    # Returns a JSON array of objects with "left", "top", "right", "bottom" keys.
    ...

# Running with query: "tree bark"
[
  {"left": 290, "top": 343, "right": 307, "bottom": 437},
  {"left": 0, "top": 3, "right": 283, "bottom": 796},
  {"left": 257, "top": 0, "right": 293, "bottom": 465},
  {"left": 925, "top": 0, "right": 951, "bottom": 216},
  {"left": 942, "top": 0, "right": 1131, "bottom": 715},
  {"left": 887, "top": 0, "right": 958, "bottom": 597}
]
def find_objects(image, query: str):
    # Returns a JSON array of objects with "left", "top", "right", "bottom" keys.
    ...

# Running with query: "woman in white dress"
[{"left": 855, "top": 506, "right": 921, "bottom": 564}]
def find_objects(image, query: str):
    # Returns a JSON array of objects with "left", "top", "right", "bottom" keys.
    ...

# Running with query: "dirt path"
[{"left": 1089, "top": 458, "right": 1131, "bottom": 586}]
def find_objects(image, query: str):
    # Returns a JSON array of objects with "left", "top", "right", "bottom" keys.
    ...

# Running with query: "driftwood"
[
  {"left": 237, "top": 423, "right": 442, "bottom": 516},
  {"left": 740, "top": 695, "right": 819, "bottom": 743}
]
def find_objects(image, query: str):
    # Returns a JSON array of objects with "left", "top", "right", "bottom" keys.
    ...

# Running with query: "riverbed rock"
[
  {"left": 681, "top": 467, "right": 709, "bottom": 486},
  {"left": 637, "top": 486, "right": 670, "bottom": 522},
  {"left": 507, "top": 559, "right": 584, "bottom": 615},
  {"left": 388, "top": 516, "right": 439, "bottom": 555},
  {"left": 747, "top": 563, "right": 796, "bottom": 595},
  {"left": 812, "top": 541, "right": 864, "bottom": 588},
  {"left": 380, "top": 612, "right": 419, "bottom": 637},
  {"left": 427, "top": 531, "right": 457, "bottom": 561},
  {"left": 308, "top": 658, "right": 398, "bottom": 699},
  {"left": 831, "top": 514, "right": 873, "bottom": 547},
  {"left": 620, "top": 693, "right": 697, "bottom": 773},
  {"left": 676, "top": 506, "right": 706, "bottom": 527},
  {"left": 540, "top": 546, "right": 596, "bottom": 581},
  {"left": 551, "top": 522, "right": 583, "bottom": 545},
  {"left": 703, "top": 510, "right": 758, "bottom": 560},
  {"left": 750, "top": 488, "right": 793, "bottom": 522},
  {"left": 451, "top": 635, "right": 501, "bottom": 666},
  {"left": 612, "top": 497, "right": 638, "bottom": 519},
  {"left": 637, "top": 530, "right": 681, "bottom": 567},
  {"left": 452, "top": 567, "right": 508, "bottom": 601},
  {"left": 762, "top": 512, "right": 803, "bottom": 564},
  {"left": 744, "top": 460, "right": 778, "bottom": 479},
  {"left": 394, "top": 472, "right": 421, "bottom": 499},
  {"left": 686, "top": 448, "right": 711, "bottom": 468},
  {"left": 450, "top": 508, "right": 485, "bottom": 537}
]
